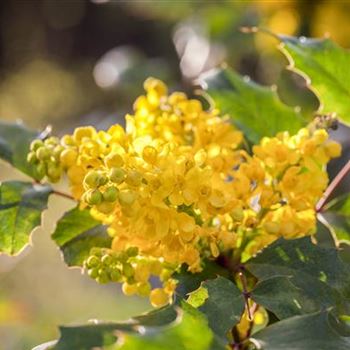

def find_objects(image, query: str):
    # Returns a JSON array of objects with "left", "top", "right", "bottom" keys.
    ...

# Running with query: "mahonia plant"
[{"left": 27, "top": 78, "right": 341, "bottom": 308}]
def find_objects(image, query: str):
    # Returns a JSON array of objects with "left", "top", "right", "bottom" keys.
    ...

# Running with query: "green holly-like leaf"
[
  {"left": 277, "top": 35, "right": 350, "bottom": 125},
  {"left": 187, "top": 276, "right": 245, "bottom": 340},
  {"left": 198, "top": 67, "right": 306, "bottom": 143},
  {"left": 0, "top": 120, "right": 41, "bottom": 179},
  {"left": 32, "top": 341, "right": 57, "bottom": 350},
  {"left": 116, "top": 303, "right": 219, "bottom": 350},
  {"left": 322, "top": 194, "right": 350, "bottom": 244},
  {"left": 0, "top": 181, "right": 52, "bottom": 255},
  {"left": 175, "top": 261, "right": 230, "bottom": 298},
  {"left": 247, "top": 237, "right": 350, "bottom": 320},
  {"left": 52, "top": 206, "right": 111, "bottom": 267},
  {"left": 35, "top": 303, "right": 224, "bottom": 350},
  {"left": 252, "top": 310, "right": 350, "bottom": 350}
]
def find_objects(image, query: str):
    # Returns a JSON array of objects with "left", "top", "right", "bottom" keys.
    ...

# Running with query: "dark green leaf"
[
  {"left": 49, "top": 303, "right": 224, "bottom": 350},
  {"left": 187, "top": 276, "right": 245, "bottom": 340},
  {"left": 252, "top": 275, "right": 344, "bottom": 320},
  {"left": 315, "top": 217, "right": 337, "bottom": 248},
  {"left": 277, "top": 35, "right": 350, "bottom": 125},
  {"left": 175, "top": 260, "right": 229, "bottom": 298},
  {"left": 116, "top": 304, "right": 217, "bottom": 350},
  {"left": 199, "top": 67, "right": 305, "bottom": 143},
  {"left": 323, "top": 194, "right": 350, "bottom": 244},
  {"left": 247, "top": 237, "right": 350, "bottom": 318},
  {"left": 52, "top": 305, "right": 175, "bottom": 350},
  {"left": 252, "top": 311, "right": 350, "bottom": 350},
  {"left": 0, "top": 120, "right": 40, "bottom": 179},
  {"left": 52, "top": 206, "right": 111, "bottom": 267},
  {"left": 0, "top": 181, "right": 52, "bottom": 255}
]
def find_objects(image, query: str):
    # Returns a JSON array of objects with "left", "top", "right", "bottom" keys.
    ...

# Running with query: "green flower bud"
[
  {"left": 30, "top": 139, "right": 44, "bottom": 152},
  {"left": 122, "top": 263, "right": 134, "bottom": 278},
  {"left": 27, "top": 151, "right": 37, "bottom": 164},
  {"left": 84, "top": 170, "right": 101, "bottom": 189},
  {"left": 36, "top": 163, "right": 47, "bottom": 179},
  {"left": 98, "top": 174, "right": 108, "bottom": 186},
  {"left": 36, "top": 147, "right": 50, "bottom": 161},
  {"left": 110, "top": 269, "right": 122, "bottom": 282},
  {"left": 45, "top": 136, "right": 60, "bottom": 145},
  {"left": 103, "top": 186, "right": 119, "bottom": 202},
  {"left": 117, "top": 251, "right": 128, "bottom": 262},
  {"left": 126, "top": 247, "right": 139, "bottom": 257},
  {"left": 88, "top": 268, "right": 99, "bottom": 279},
  {"left": 47, "top": 164, "right": 62, "bottom": 182},
  {"left": 86, "top": 189, "right": 103, "bottom": 205},
  {"left": 101, "top": 254, "right": 113, "bottom": 265},
  {"left": 86, "top": 255, "right": 100, "bottom": 268},
  {"left": 96, "top": 270, "right": 110, "bottom": 284},
  {"left": 109, "top": 167, "right": 126, "bottom": 184},
  {"left": 96, "top": 201, "right": 115, "bottom": 214}
]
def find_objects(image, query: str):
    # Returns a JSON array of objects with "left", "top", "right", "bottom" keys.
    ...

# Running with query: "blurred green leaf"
[
  {"left": 278, "top": 35, "right": 350, "bottom": 125},
  {"left": 32, "top": 341, "right": 57, "bottom": 350},
  {"left": 199, "top": 67, "right": 305, "bottom": 143},
  {"left": 187, "top": 276, "right": 245, "bottom": 340},
  {"left": 116, "top": 303, "right": 218, "bottom": 350},
  {"left": 52, "top": 206, "right": 111, "bottom": 267},
  {"left": 323, "top": 194, "right": 350, "bottom": 244},
  {"left": 0, "top": 120, "right": 41, "bottom": 179},
  {"left": 0, "top": 181, "right": 52, "bottom": 255},
  {"left": 39, "top": 303, "right": 223, "bottom": 350},
  {"left": 252, "top": 311, "right": 350, "bottom": 350},
  {"left": 247, "top": 237, "right": 350, "bottom": 319},
  {"left": 51, "top": 305, "right": 175, "bottom": 350}
]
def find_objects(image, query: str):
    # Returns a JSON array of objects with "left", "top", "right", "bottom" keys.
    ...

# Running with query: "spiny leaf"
[
  {"left": 0, "top": 181, "right": 52, "bottom": 255},
  {"left": 277, "top": 34, "right": 350, "bottom": 125},
  {"left": 198, "top": 67, "right": 306, "bottom": 143},
  {"left": 0, "top": 120, "right": 41, "bottom": 179},
  {"left": 187, "top": 276, "right": 245, "bottom": 340},
  {"left": 116, "top": 303, "right": 218, "bottom": 350},
  {"left": 43, "top": 303, "right": 223, "bottom": 350},
  {"left": 322, "top": 194, "right": 350, "bottom": 244},
  {"left": 175, "top": 261, "right": 229, "bottom": 298},
  {"left": 247, "top": 237, "right": 350, "bottom": 319},
  {"left": 252, "top": 310, "right": 350, "bottom": 350},
  {"left": 52, "top": 206, "right": 111, "bottom": 267}
]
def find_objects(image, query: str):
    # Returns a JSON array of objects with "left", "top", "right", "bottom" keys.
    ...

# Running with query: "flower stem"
[
  {"left": 238, "top": 267, "right": 252, "bottom": 321},
  {"left": 52, "top": 190, "right": 75, "bottom": 201},
  {"left": 316, "top": 159, "right": 350, "bottom": 212}
]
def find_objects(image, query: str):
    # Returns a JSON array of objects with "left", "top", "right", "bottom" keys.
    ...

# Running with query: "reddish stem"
[
  {"left": 316, "top": 159, "right": 350, "bottom": 212},
  {"left": 52, "top": 190, "right": 75, "bottom": 201},
  {"left": 238, "top": 269, "right": 252, "bottom": 321}
]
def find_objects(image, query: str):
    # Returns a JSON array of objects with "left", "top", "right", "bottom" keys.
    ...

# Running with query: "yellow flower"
[{"left": 28, "top": 77, "right": 342, "bottom": 307}]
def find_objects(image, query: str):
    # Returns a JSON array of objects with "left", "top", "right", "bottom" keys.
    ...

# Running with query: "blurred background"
[{"left": 0, "top": 1, "right": 350, "bottom": 349}]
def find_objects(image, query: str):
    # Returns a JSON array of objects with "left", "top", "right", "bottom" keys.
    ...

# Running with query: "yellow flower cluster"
[{"left": 28, "top": 78, "right": 341, "bottom": 307}]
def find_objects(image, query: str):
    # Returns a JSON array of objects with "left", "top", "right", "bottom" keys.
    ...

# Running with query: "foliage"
[
  {"left": 199, "top": 67, "right": 307, "bottom": 144},
  {"left": 52, "top": 206, "right": 111, "bottom": 267},
  {"left": 0, "top": 31, "right": 349, "bottom": 350},
  {"left": 0, "top": 181, "right": 52, "bottom": 255},
  {"left": 277, "top": 34, "right": 350, "bottom": 125}
]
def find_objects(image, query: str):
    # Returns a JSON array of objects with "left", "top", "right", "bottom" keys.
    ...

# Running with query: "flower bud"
[
  {"left": 86, "top": 189, "right": 103, "bottom": 205},
  {"left": 109, "top": 167, "right": 126, "bottom": 184},
  {"left": 30, "top": 139, "right": 44, "bottom": 152},
  {"left": 36, "top": 147, "right": 50, "bottom": 161},
  {"left": 103, "top": 186, "right": 119, "bottom": 202}
]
